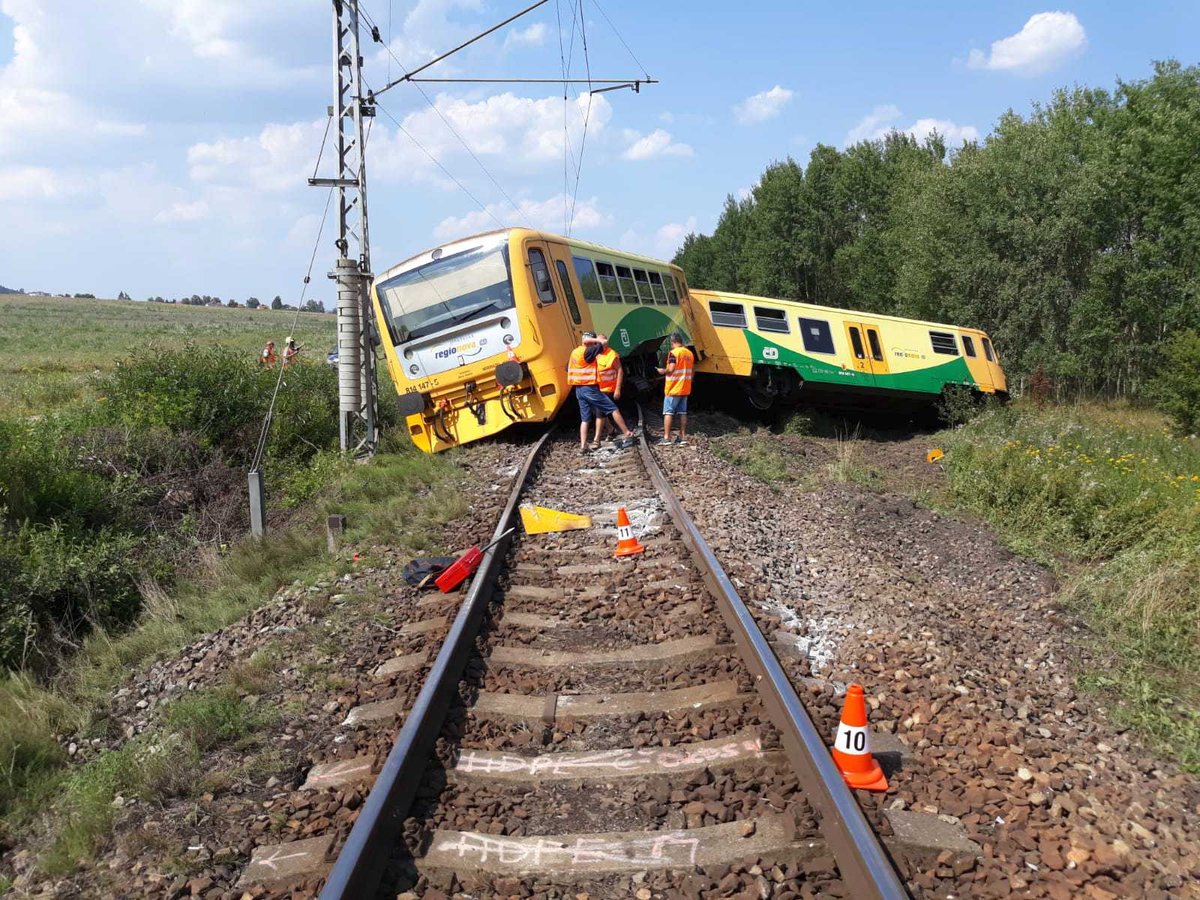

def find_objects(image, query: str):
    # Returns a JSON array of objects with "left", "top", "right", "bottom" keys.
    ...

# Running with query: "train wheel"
[{"left": 744, "top": 365, "right": 798, "bottom": 412}]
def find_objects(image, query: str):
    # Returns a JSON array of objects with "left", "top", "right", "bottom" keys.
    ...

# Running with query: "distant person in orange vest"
[
  {"left": 259, "top": 340, "right": 277, "bottom": 367},
  {"left": 282, "top": 337, "right": 304, "bottom": 367},
  {"left": 655, "top": 333, "right": 694, "bottom": 445},
  {"left": 567, "top": 331, "right": 636, "bottom": 455},
  {"left": 591, "top": 336, "right": 624, "bottom": 449}
]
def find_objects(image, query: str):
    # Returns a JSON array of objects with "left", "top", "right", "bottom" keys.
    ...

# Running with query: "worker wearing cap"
[
  {"left": 655, "top": 332, "right": 694, "bottom": 445},
  {"left": 260, "top": 340, "right": 277, "bottom": 367},
  {"left": 567, "top": 332, "right": 636, "bottom": 455},
  {"left": 591, "top": 336, "right": 624, "bottom": 449},
  {"left": 283, "top": 337, "right": 304, "bottom": 366}
]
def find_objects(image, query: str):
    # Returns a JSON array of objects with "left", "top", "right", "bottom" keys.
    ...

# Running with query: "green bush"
[
  {"left": 941, "top": 402, "right": 1200, "bottom": 767},
  {"left": 1150, "top": 329, "right": 1200, "bottom": 436},
  {"left": 98, "top": 345, "right": 340, "bottom": 464},
  {"left": 0, "top": 522, "right": 143, "bottom": 670},
  {"left": 0, "top": 420, "right": 120, "bottom": 529}
]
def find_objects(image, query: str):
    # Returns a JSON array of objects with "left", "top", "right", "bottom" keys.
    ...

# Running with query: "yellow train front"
[{"left": 372, "top": 228, "right": 693, "bottom": 453}]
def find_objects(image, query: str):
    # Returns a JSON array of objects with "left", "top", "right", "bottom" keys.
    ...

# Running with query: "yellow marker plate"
[{"left": 519, "top": 504, "right": 592, "bottom": 534}]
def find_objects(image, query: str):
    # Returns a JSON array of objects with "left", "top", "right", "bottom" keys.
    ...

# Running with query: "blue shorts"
[
  {"left": 663, "top": 395, "right": 689, "bottom": 416},
  {"left": 576, "top": 385, "right": 618, "bottom": 422}
]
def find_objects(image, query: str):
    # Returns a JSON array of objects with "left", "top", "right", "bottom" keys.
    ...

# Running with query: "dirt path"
[{"left": 650, "top": 420, "right": 1200, "bottom": 899}]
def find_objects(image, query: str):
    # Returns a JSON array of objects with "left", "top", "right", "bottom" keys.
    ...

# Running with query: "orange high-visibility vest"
[
  {"left": 664, "top": 346, "right": 694, "bottom": 397},
  {"left": 567, "top": 345, "right": 598, "bottom": 386},
  {"left": 596, "top": 348, "right": 620, "bottom": 394}
]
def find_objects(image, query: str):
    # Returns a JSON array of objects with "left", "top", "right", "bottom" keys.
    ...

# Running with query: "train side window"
[
  {"left": 647, "top": 271, "right": 668, "bottom": 304},
  {"left": 573, "top": 256, "right": 603, "bottom": 304},
  {"left": 663, "top": 275, "right": 680, "bottom": 305},
  {"left": 929, "top": 330, "right": 959, "bottom": 355},
  {"left": 962, "top": 335, "right": 977, "bottom": 357},
  {"left": 982, "top": 337, "right": 996, "bottom": 362},
  {"left": 632, "top": 268, "right": 655, "bottom": 305},
  {"left": 529, "top": 249, "right": 557, "bottom": 305},
  {"left": 615, "top": 265, "right": 638, "bottom": 303},
  {"left": 849, "top": 327, "right": 866, "bottom": 360},
  {"left": 595, "top": 261, "right": 622, "bottom": 303},
  {"left": 754, "top": 306, "right": 789, "bottom": 334},
  {"left": 710, "top": 301, "right": 746, "bottom": 328},
  {"left": 867, "top": 328, "right": 884, "bottom": 362},
  {"left": 798, "top": 317, "right": 835, "bottom": 354},
  {"left": 555, "top": 260, "right": 582, "bottom": 325}
]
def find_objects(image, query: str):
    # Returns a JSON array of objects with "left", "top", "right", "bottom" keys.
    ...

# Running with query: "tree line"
[
  {"left": 144, "top": 294, "right": 329, "bottom": 312},
  {"left": 673, "top": 60, "right": 1200, "bottom": 397}
]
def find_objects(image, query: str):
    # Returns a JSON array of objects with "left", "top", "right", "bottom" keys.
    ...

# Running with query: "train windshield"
[{"left": 377, "top": 241, "right": 514, "bottom": 344}]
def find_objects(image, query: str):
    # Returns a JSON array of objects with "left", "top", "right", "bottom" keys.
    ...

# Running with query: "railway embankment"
[
  {"left": 672, "top": 406, "right": 1200, "bottom": 897},
  {"left": 0, "top": 433, "right": 504, "bottom": 896}
]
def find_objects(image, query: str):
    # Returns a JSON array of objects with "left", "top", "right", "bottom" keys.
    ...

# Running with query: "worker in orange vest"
[
  {"left": 567, "top": 332, "right": 636, "bottom": 455},
  {"left": 590, "top": 336, "right": 624, "bottom": 450},
  {"left": 282, "top": 337, "right": 304, "bottom": 367},
  {"left": 655, "top": 332, "right": 694, "bottom": 445},
  {"left": 260, "top": 340, "right": 277, "bottom": 367}
]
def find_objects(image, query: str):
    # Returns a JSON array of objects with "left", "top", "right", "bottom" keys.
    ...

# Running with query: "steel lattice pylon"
[{"left": 313, "top": 0, "right": 377, "bottom": 455}]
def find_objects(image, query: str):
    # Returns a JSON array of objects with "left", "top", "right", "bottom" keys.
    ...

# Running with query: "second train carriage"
[
  {"left": 371, "top": 228, "right": 695, "bottom": 453},
  {"left": 685, "top": 289, "right": 1008, "bottom": 411}
]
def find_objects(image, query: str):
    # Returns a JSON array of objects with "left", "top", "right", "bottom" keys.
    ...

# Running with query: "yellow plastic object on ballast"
[{"left": 519, "top": 504, "right": 592, "bottom": 535}]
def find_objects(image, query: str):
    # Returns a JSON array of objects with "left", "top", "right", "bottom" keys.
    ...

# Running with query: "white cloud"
[
  {"left": 621, "top": 129, "right": 693, "bottom": 161},
  {"left": 187, "top": 121, "right": 327, "bottom": 193},
  {"left": 967, "top": 11, "right": 1086, "bottom": 76},
  {"left": 845, "top": 104, "right": 902, "bottom": 145},
  {"left": 618, "top": 217, "right": 698, "bottom": 260},
  {"left": 154, "top": 200, "right": 210, "bottom": 224},
  {"left": 733, "top": 86, "right": 793, "bottom": 125},
  {"left": 503, "top": 22, "right": 547, "bottom": 49},
  {"left": 433, "top": 193, "right": 608, "bottom": 239},
  {"left": 906, "top": 118, "right": 980, "bottom": 146},
  {"left": 844, "top": 105, "right": 977, "bottom": 147},
  {"left": 0, "top": 165, "right": 87, "bottom": 201},
  {"left": 372, "top": 92, "right": 613, "bottom": 184}
]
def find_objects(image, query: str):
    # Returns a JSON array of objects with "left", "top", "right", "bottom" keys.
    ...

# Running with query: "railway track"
[{"left": 319, "top": 413, "right": 909, "bottom": 899}]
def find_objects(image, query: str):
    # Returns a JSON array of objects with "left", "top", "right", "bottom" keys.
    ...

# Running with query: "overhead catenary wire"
[
  {"left": 359, "top": 3, "right": 530, "bottom": 228},
  {"left": 250, "top": 185, "right": 336, "bottom": 473},
  {"left": 567, "top": 0, "right": 593, "bottom": 235},
  {"left": 369, "top": 93, "right": 507, "bottom": 231},
  {"left": 590, "top": 0, "right": 650, "bottom": 79}
]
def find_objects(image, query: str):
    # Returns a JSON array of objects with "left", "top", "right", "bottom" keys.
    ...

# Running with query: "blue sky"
[{"left": 0, "top": 1, "right": 1196, "bottom": 303}]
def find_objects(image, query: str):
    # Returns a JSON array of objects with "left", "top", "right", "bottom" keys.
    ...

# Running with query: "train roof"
[
  {"left": 375, "top": 227, "right": 684, "bottom": 284},
  {"left": 689, "top": 288, "right": 991, "bottom": 337}
]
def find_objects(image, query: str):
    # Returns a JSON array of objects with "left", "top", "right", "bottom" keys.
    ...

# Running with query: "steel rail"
[
  {"left": 319, "top": 428, "right": 553, "bottom": 900},
  {"left": 634, "top": 410, "right": 910, "bottom": 900}
]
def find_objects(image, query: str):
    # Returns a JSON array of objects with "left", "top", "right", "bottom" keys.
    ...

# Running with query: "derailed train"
[{"left": 371, "top": 228, "right": 1008, "bottom": 453}]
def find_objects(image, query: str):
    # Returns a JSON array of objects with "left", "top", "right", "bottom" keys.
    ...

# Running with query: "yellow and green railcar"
[
  {"left": 372, "top": 228, "right": 694, "bottom": 452},
  {"left": 685, "top": 289, "right": 1007, "bottom": 410}
]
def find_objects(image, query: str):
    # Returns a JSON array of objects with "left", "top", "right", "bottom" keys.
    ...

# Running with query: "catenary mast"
[{"left": 311, "top": 0, "right": 377, "bottom": 455}]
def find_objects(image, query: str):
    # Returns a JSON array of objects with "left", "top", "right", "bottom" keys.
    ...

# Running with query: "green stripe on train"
[
  {"left": 744, "top": 331, "right": 974, "bottom": 395},
  {"left": 590, "top": 305, "right": 689, "bottom": 355}
]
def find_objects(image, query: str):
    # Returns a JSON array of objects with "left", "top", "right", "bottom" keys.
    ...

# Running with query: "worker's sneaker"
[
  {"left": 579, "top": 445, "right": 592, "bottom": 456},
  {"left": 674, "top": 436, "right": 688, "bottom": 445},
  {"left": 656, "top": 437, "right": 673, "bottom": 446}
]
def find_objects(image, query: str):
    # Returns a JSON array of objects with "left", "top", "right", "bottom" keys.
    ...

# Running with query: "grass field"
[{"left": 0, "top": 295, "right": 337, "bottom": 416}]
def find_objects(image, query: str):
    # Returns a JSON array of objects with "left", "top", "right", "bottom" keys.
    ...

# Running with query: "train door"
[
  {"left": 842, "top": 321, "right": 876, "bottom": 383},
  {"left": 526, "top": 240, "right": 583, "bottom": 346},
  {"left": 541, "top": 241, "right": 587, "bottom": 344},
  {"left": 862, "top": 324, "right": 890, "bottom": 376}
]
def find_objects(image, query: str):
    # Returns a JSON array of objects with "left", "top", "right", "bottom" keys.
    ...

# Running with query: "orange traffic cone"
[
  {"left": 831, "top": 684, "right": 889, "bottom": 792},
  {"left": 613, "top": 507, "right": 646, "bottom": 558}
]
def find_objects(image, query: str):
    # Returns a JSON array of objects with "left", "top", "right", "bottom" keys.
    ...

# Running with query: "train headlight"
[
  {"left": 409, "top": 364, "right": 419, "bottom": 375},
  {"left": 503, "top": 334, "right": 514, "bottom": 345},
  {"left": 500, "top": 317, "right": 511, "bottom": 329}
]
